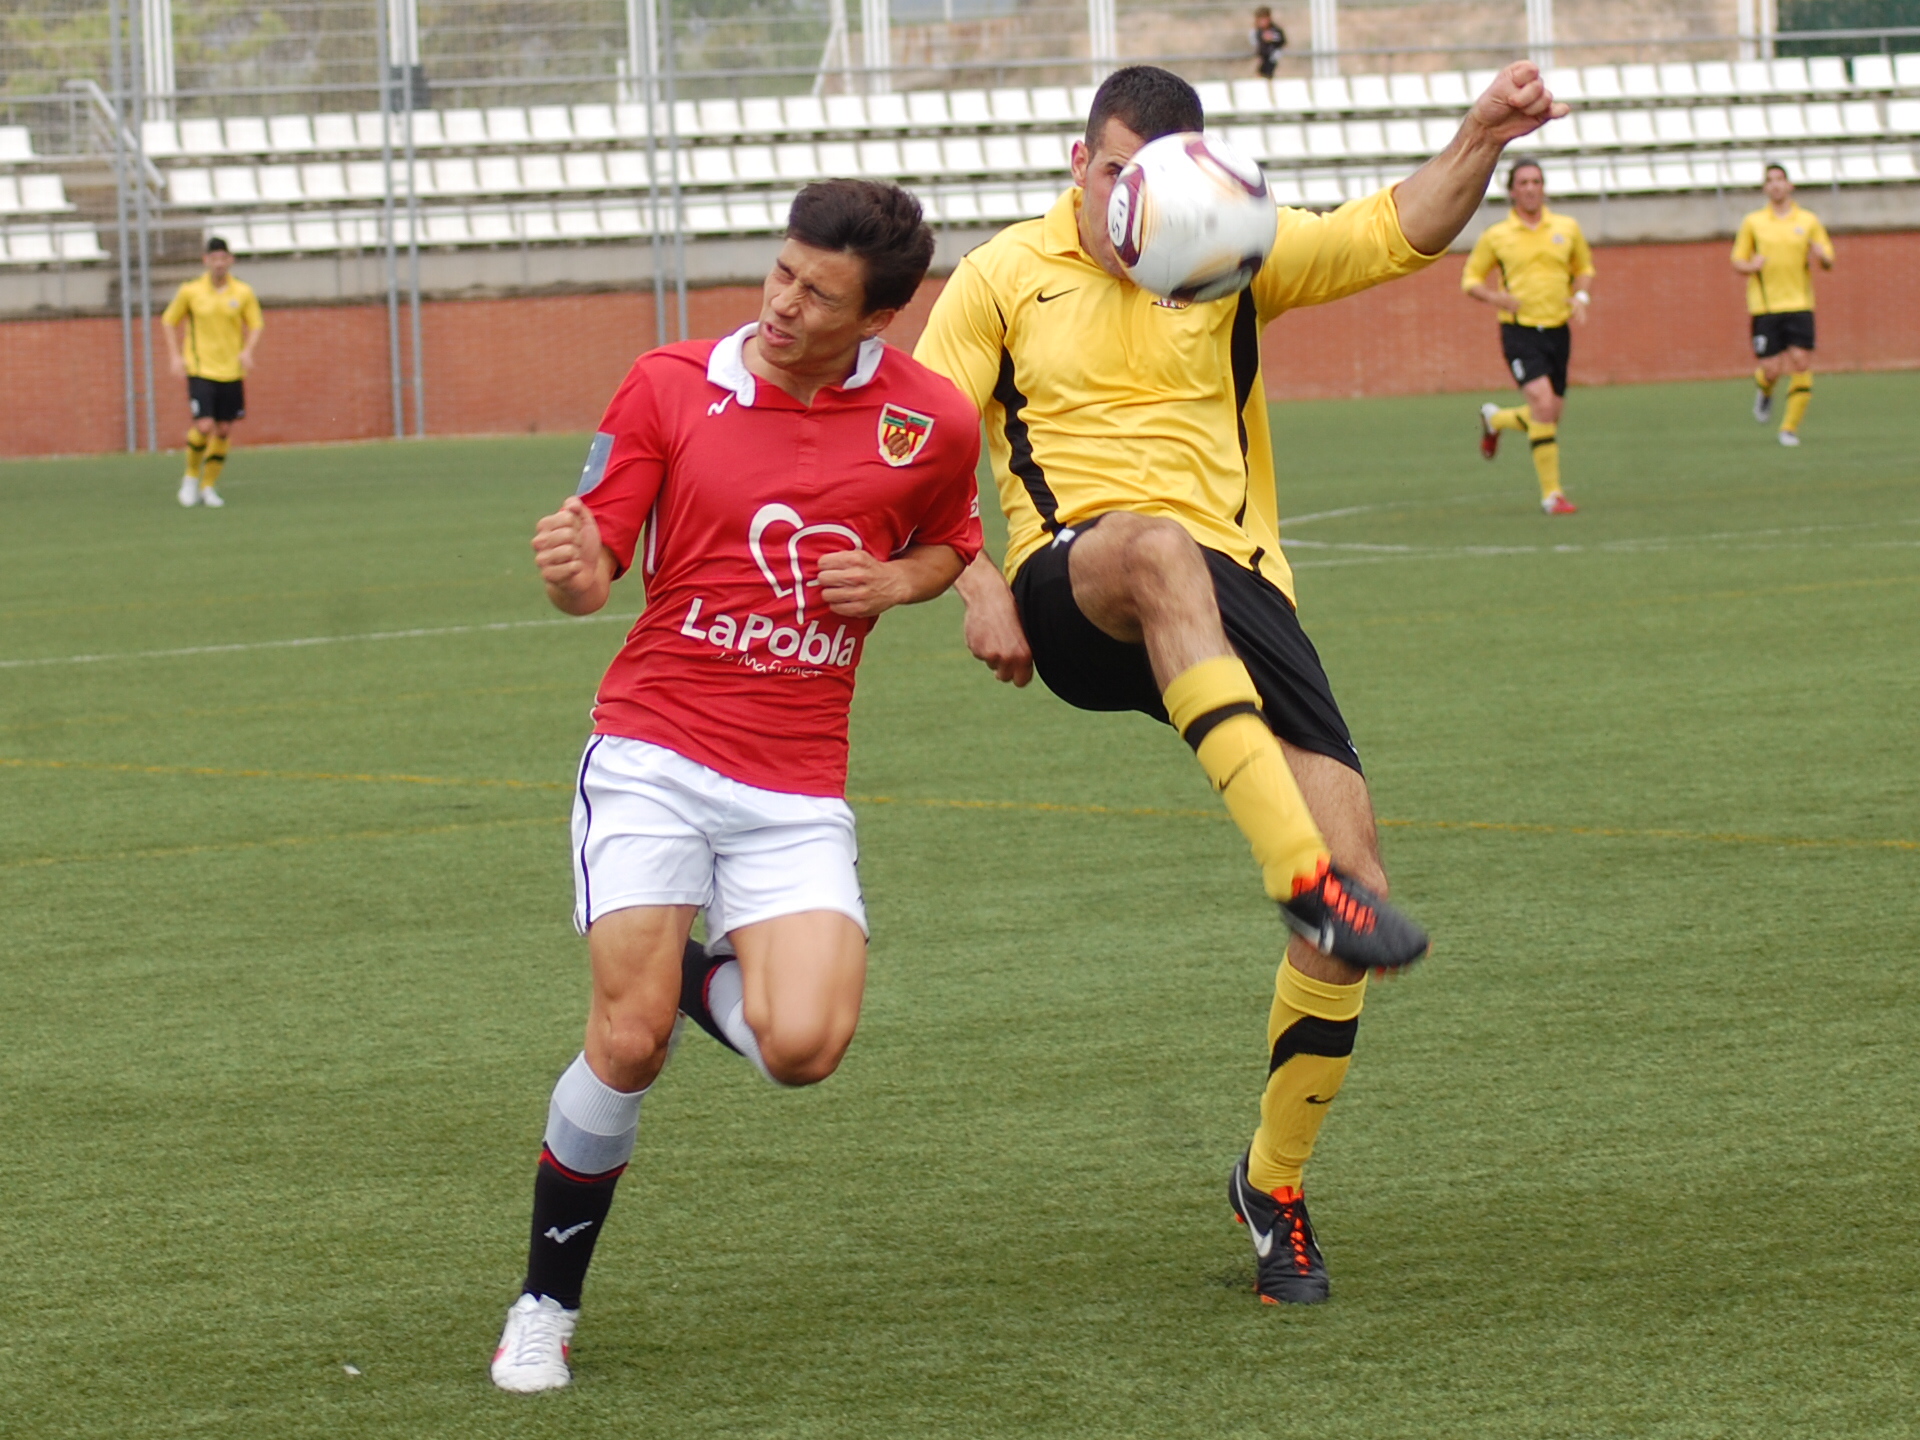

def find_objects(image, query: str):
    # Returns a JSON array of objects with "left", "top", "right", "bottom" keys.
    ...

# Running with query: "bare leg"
[
  {"left": 728, "top": 909, "right": 868, "bottom": 1085},
  {"left": 582, "top": 903, "right": 698, "bottom": 1090},
  {"left": 1064, "top": 511, "right": 1235, "bottom": 686}
]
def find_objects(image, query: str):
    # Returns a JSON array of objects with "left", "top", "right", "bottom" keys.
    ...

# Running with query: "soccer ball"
[{"left": 1107, "top": 132, "right": 1277, "bottom": 304}]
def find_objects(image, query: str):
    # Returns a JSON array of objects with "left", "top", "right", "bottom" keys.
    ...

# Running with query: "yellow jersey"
[
  {"left": 1732, "top": 204, "right": 1831, "bottom": 315},
  {"left": 161, "top": 273, "right": 264, "bottom": 382},
  {"left": 913, "top": 186, "right": 1439, "bottom": 599},
  {"left": 1460, "top": 207, "right": 1594, "bottom": 328}
]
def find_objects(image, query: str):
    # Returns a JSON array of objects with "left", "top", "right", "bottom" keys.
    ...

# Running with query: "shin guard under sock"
[
  {"left": 1163, "top": 656, "right": 1327, "bottom": 899},
  {"left": 1527, "top": 420, "right": 1561, "bottom": 498},
  {"left": 184, "top": 428, "right": 208, "bottom": 478},
  {"left": 1782, "top": 372, "right": 1812, "bottom": 433},
  {"left": 202, "top": 435, "right": 230, "bottom": 490},
  {"left": 1247, "top": 961, "right": 1367, "bottom": 1193}
]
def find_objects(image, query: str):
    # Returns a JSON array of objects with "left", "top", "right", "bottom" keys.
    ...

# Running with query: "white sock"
[
  {"left": 704, "top": 959, "right": 784, "bottom": 1085},
  {"left": 543, "top": 1052, "right": 647, "bottom": 1174}
]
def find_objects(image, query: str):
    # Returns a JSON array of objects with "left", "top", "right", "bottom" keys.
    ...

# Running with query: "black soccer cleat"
[
  {"left": 1228, "top": 1152, "right": 1330, "bottom": 1305},
  {"left": 1280, "top": 861, "right": 1430, "bottom": 971},
  {"left": 677, "top": 938, "right": 736, "bottom": 1051}
]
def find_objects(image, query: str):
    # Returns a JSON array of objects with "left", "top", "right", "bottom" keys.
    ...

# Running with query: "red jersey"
[{"left": 579, "top": 325, "right": 983, "bottom": 797}]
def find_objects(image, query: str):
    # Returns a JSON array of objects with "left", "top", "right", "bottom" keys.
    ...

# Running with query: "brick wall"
[{"left": 5, "top": 231, "right": 1915, "bottom": 459}]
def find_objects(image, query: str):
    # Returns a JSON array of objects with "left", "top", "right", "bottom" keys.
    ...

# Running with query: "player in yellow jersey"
[
  {"left": 914, "top": 62, "right": 1566, "bottom": 1305},
  {"left": 1463, "top": 158, "right": 1592, "bottom": 514},
  {"left": 1732, "top": 164, "right": 1833, "bottom": 447},
  {"left": 162, "top": 237, "right": 264, "bottom": 508}
]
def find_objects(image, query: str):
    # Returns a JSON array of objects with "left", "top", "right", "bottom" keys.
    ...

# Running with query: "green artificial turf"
[{"left": 2, "top": 373, "right": 1916, "bottom": 1439}]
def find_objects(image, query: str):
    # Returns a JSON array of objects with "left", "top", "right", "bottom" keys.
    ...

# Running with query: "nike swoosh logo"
[
  {"left": 544, "top": 1221, "right": 594, "bottom": 1244},
  {"left": 1304, "top": 1094, "right": 1334, "bottom": 1105},
  {"left": 1235, "top": 1172, "right": 1275, "bottom": 1258},
  {"left": 1035, "top": 288, "right": 1077, "bottom": 303}
]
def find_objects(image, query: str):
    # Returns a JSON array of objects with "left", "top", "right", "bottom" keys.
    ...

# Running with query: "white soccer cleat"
[
  {"left": 1753, "top": 388, "right": 1773, "bottom": 423},
  {"left": 491, "top": 1292, "right": 577, "bottom": 1392},
  {"left": 199, "top": 487, "right": 225, "bottom": 508},
  {"left": 1777, "top": 429, "right": 1801, "bottom": 447},
  {"left": 177, "top": 475, "right": 200, "bottom": 507}
]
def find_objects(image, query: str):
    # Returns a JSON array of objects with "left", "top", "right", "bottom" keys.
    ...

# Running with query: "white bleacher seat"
[
  {"left": 728, "top": 198, "right": 774, "bottom": 231},
  {"left": 1427, "top": 72, "right": 1471, "bottom": 107},
  {"left": 857, "top": 139, "right": 902, "bottom": 177},
  {"left": 1341, "top": 169, "right": 1380, "bottom": 201},
  {"left": 1072, "top": 83, "right": 1100, "bottom": 114},
  {"left": 612, "top": 103, "right": 651, "bottom": 140},
  {"left": 1807, "top": 57, "right": 1849, "bottom": 92},
  {"left": 739, "top": 97, "right": 784, "bottom": 134},
  {"left": 57, "top": 226, "right": 107, "bottom": 261},
  {"left": 1895, "top": 53, "right": 1920, "bottom": 87},
  {"left": 1306, "top": 122, "right": 1346, "bottom": 159},
  {"left": 1621, "top": 65, "right": 1660, "bottom": 99},
  {"left": 730, "top": 146, "right": 776, "bottom": 184},
  {"left": 442, "top": 109, "right": 488, "bottom": 145},
  {"left": 140, "top": 120, "right": 181, "bottom": 157},
  {"left": 1839, "top": 151, "right": 1880, "bottom": 182},
  {"left": 268, "top": 115, "right": 315, "bottom": 153},
  {"left": 670, "top": 101, "right": 700, "bottom": 137},
  {"left": 1300, "top": 173, "right": 1344, "bottom": 206},
  {"left": 0, "top": 126, "right": 34, "bottom": 163},
  {"left": 1692, "top": 106, "right": 1734, "bottom": 142},
  {"left": 19, "top": 174, "right": 72, "bottom": 212},
  {"left": 301, "top": 163, "right": 348, "bottom": 201},
  {"left": 519, "top": 206, "right": 559, "bottom": 241},
  {"left": 605, "top": 150, "right": 652, "bottom": 187},
  {"left": 824, "top": 95, "right": 867, "bottom": 130},
  {"left": 1581, "top": 65, "right": 1623, "bottom": 101},
  {"left": 0, "top": 177, "right": 17, "bottom": 211},
  {"left": 6, "top": 229, "right": 57, "bottom": 263},
  {"left": 868, "top": 93, "right": 910, "bottom": 129},
  {"left": 1798, "top": 152, "right": 1836, "bottom": 182},
  {"left": 1577, "top": 112, "right": 1621, "bottom": 147},
  {"left": 248, "top": 219, "right": 296, "bottom": 252},
  {"left": 1689, "top": 155, "right": 1726, "bottom": 188},
  {"left": 1266, "top": 172, "right": 1303, "bottom": 206},
  {"left": 564, "top": 152, "right": 610, "bottom": 188},
  {"left": 1024, "top": 133, "right": 1069, "bottom": 170},
  {"left": 292, "top": 216, "right": 339, "bottom": 250},
  {"left": 573, "top": 104, "right": 617, "bottom": 141},
  {"left": 520, "top": 154, "right": 565, "bottom": 190},
  {"left": 433, "top": 158, "right": 479, "bottom": 194},
  {"left": 900, "top": 138, "right": 942, "bottom": 174},
  {"left": 405, "top": 111, "right": 445, "bottom": 147},
  {"left": 346, "top": 161, "right": 388, "bottom": 199},
  {"left": 1651, "top": 157, "right": 1692, "bottom": 189},
  {"left": 680, "top": 201, "right": 729, "bottom": 233},
  {"left": 776, "top": 143, "right": 820, "bottom": 180},
  {"left": 1273, "top": 79, "right": 1313, "bottom": 112},
  {"left": 1726, "top": 154, "right": 1767, "bottom": 185},
  {"left": 529, "top": 105, "right": 572, "bottom": 142},
  {"left": 1544, "top": 69, "right": 1585, "bottom": 102},
  {"left": 1230, "top": 79, "right": 1275, "bottom": 115},
  {"left": 1616, "top": 111, "right": 1658, "bottom": 146},
  {"left": 180, "top": 118, "right": 225, "bottom": 156},
  {"left": 552, "top": 203, "right": 598, "bottom": 238},
  {"left": 688, "top": 148, "right": 733, "bottom": 185},
  {"left": 354, "top": 112, "right": 392, "bottom": 147},
  {"left": 1803, "top": 102, "right": 1847, "bottom": 138},
  {"left": 1020, "top": 181, "right": 1060, "bottom": 213},
  {"left": 1695, "top": 62, "right": 1738, "bottom": 97},
  {"left": 980, "top": 135, "right": 1025, "bottom": 172},
  {"left": 168, "top": 169, "right": 214, "bottom": 205},
  {"left": 259, "top": 165, "right": 303, "bottom": 202},
  {"left": 1572, "top": 161, "right": 1610, "bottom": 192},
  {"left": 1421, "top": 116, "right": 1456, "bottom": 150},
  {"left": 1197, "top": 81, "right": 1236, "bottom": 119},
  {"left": 1349, "top": 75, "right": 1392, "bottom": 110},
  {"left": 1534, "top": 115, "right": 1578, "bottom": 149},
  {"left": 476, "top": 155, "right": 523, "bottom": 191},
  {"left": 949, "top": 91, "right": 993, "bottom": 126},
  {"left": 1851, "top": 55, "right": 1894, "bottom": 90},
  {"left": 1732, "top": 61, "right": 1773, "bottom": 96},
  {"left": 1265, "top": 123, "right": 1307, "bottom": 160},
  {"left": 906, "top": 91, "right": 951, "bottom": 126},
  {"left": 1383, "top": 119, "right": 1425, "bottom": 155},
  {"left": 976, "top": 186, "right": 1027, "bottom": 220},
  {"left": 1540, "top": 159, "right": 1576, "bottom": 192},
  {"left": 225, "top": 116, "right": 269, "bottom": 152},
  {"left": 419, "top": 211, "right": 466, "bottom": 244},
  {"left": 1730, "top": 105, "right": 1770, "bottom": 140},
  {"left": 1768, "top": 58, "right": 1812, "bottom": 92},
  {"left": 1886, "top": 99, "right": 1920, "bottom": 132},
  {"left": 784, "top": 96, "right": 829, "bottom": 132},
  {"left": 1310, "top": 76, "right": 1352, "bottom": 110},
  {"left": 1658, "top": 63, "right": 1700, "bottom": 98},
  {"left": 1345, "top": 120, "right": 1385, "bottom": 157},
  {"left": 1222, "top": 124, "right": 1265, "bottom": 157},
  {"left": 1766, "top": 103, "right": 1809, "bottom": 139},
  {"left": 1877, "top": 150, "right": 1918, "bottom": 180},
  {"left": 313, "top": 114, "right": 360, "bottom": 150},
  {"left": 1653, "top": 109, "right": 1695, "bottom": 143},
  {"left": 1466, "top": 69, "right": 1500, "bottom": 96},
  {"left": 990, "top": 88, "right": 1035, "bottom": 124},
  {"left": 817, "top": 140, "right": 860, "bottom": 176},
  {"left": 469, "top": 208, "right": 516, "bottom": 243},
  {"left": 1388, "top": 74, "right": 1430, "bottom": 107},
  {"left": 1033, "top": 87, "right": 1077, "bottom": 126},
  {"left": 936, "top": 189, "right": 980, "bottom": 223},
  {"left": 599, "top": 203, "right": 645, "bottom": 237},
  {"left": 486, "top": 108, "right": 531, "bottom": 144},
  {"left": 943, "top": 136, "right": 987, "bottom": 172}
]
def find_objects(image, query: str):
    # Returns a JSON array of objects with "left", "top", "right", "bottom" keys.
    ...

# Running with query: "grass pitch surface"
[{"left": 3, "top": 374, "right": 1916, "bottom": 1439}]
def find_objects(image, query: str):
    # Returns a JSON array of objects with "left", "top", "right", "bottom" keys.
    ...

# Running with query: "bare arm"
[
  {"left": 1466, "top": 279, "right": 1521, "bottom": 312},
  {"left": 239, "top": 324, "right": 262, "bottom": 373},
  {"left": 817, "top": 542, "right": 967, "bottom": 619},
  {"left": 953, "top": 550, "right": 1033, "bottom": 687},
  {"left": 532, "top": 495, "right": 616, "bottom": 615},
  {"left": 165, "top": 321, "right": 188, "bottom": 378},
  {"left": 1393, "top": 61, "right": 1569, "bottom": 256},
  {"left": 1732, "top": 253, "right": 1767, "bottom": 275}
]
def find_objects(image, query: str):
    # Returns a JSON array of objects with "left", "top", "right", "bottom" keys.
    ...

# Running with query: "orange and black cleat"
[
  {"left": 1281, "top": 860, "right": 1430, "bottom": 970},
  {"left": 1228, "top": 1153, "right": 1329, "bottom": 1305}
]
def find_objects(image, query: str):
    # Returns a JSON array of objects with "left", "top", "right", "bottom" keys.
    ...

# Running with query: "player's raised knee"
[
  {"left": 586, "top": 1012, "right": 677, "bottom": 1091},
  {"left": 755, "top": 1021, "right": 854, "bottom": 1087}
]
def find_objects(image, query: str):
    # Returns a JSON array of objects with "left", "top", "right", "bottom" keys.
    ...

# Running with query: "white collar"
[{"left": 705, "top": 323, "right": 887, "bottom": 406}]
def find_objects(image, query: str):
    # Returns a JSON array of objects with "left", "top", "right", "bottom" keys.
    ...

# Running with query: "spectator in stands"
[
  {"left": 1251, "top": 7, "right": 1287, "bottom": 78},
  {"left": 1733, "top": 163, "right": 1833, "bottom": 447},
  {"left": 163, "top": 237, "right": 263, "bottom": 509}
]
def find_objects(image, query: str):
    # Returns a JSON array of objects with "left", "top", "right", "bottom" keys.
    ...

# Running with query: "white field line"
[
  {"left": 0, "top": 613, "right": 631, "bottom": 671},
  {"left": 1284, "top": 517, "right": 1920, "bottom": 567}
]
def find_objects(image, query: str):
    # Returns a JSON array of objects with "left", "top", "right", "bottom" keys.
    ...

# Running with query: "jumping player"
[
  {"left": 162, "top": 237, "right": 262, "bottom": 508},
  {"left": 491, "top": 180, "right": 981, "bottom": 1392},
  {"left": 1733, "top": 164, "right": 1833, "bottom": 447},
  {"left": 915, "top": 63, "right": 1564, "bottom": 1305},
  {"left": 1465, "top": 157, "right": 1593, "bottom": 514}
]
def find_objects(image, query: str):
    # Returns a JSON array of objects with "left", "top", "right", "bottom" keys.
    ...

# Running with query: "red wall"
[{"left": 5, "top": 232, "right": 1916, "bottom": 458}]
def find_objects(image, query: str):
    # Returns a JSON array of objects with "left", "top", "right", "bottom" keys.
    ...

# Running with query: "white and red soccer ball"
[{"left": 1107, "top": 133, "right": 1277, "bottom": 304}]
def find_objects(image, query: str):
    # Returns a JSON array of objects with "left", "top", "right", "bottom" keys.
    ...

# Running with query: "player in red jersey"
[{"left": 492, "top": 180, "right": 982, "bottom": 1393}]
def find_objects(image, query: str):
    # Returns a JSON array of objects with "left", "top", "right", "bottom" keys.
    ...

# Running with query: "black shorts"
[
  {"left": 1010, "top": 516, "right": 1362, "bottom": 773},
  {"left": 1752, "top": 311, "right": 1815, "bottom": 357},
  {"left": 188, "top": 377, "right": 246, "bottom": 423},
  {"left": 1502, "top": 323, "right": 1571, "bottom": 396}
]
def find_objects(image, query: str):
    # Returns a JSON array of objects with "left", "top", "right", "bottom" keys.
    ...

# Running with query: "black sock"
[
  {"left": 522, "top": 1147, "right": 624, "bottom": 1309},
  {"left": 677, "top": 938, "right": 739, "bottom": 1053}
]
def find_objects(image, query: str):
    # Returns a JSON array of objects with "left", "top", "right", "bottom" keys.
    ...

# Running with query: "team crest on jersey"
[{"left": 877, "top": 403, "right": 934, "bottom": 466}]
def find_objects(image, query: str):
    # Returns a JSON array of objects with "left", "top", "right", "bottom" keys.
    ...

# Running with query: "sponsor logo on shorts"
[{"left": 678, "top": 501, "right": 864, "bottom": 670}]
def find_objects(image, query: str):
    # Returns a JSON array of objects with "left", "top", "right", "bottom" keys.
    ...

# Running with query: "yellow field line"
[{"left": 0, "top": 755, "right": 568, "bottom": 791}]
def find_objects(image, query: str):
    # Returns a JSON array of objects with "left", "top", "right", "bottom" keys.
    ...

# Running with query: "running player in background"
[
  {"left": 1733, "top": 164, "right": 1833, "bottom": 447},
  {"left": 1465, "top": 158, "right": 1592, "bottom": 515},
  {"left": 490, "top": 179, "right": 981, "bottom": 1393},
  {"left": 162, "top": 237, "right": 262, "bottom": 509},
  {"left": 916, "top": 61, "right": 1564, "bottom": 1307}
]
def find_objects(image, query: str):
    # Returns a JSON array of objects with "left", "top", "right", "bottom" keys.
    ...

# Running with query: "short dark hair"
[
  {"left": 1765, "top": 162, "right": 1790, "bottom": 180},
  {"left": 204, "top": 236, "right": 231, "bottom": 254},
  {"left": 1506, "top": 157, "right": 1543, "bottom": 188},
  {"left": 785, "top": 179, "right": 935, "bottom": 314},
  {"left": 1085, "top": 65, "right": 1204, "bottom": 151}
]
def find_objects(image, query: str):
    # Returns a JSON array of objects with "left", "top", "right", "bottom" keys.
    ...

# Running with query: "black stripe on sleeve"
[
  {"left": 1230, "top": 288, "right": 1259, "bottom": 525},
  {"left": 993, "top": 348, "right": 1059, "bottom": 532}
]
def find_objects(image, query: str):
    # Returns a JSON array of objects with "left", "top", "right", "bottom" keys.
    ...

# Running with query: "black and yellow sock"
[
  {"left": 1490, "top": 404, "right": 1529, "bottom": 433},
  {"left": 1163, "top": 656, "right": 1327, "bottom": 900},
  {"left": 202, "top": 435, "right": 230, "bottom": 490},
  {"left": 184, "top": 428, "right": 208, "bottom": 479},
  {"left": 1528, "top": 419, "right": 1561, "bottom": 499},
  {"left": 1247, "top": 960, "right": 1366, "bottom": 1193},
  {"left": 1754, "top": 365, "right": 1777, "bottom": 397},
  {"left": 1782, "top": 372, "right": 1812, "bottom": 433}
]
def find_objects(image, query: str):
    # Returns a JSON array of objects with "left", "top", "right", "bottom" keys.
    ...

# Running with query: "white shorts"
[{"left": 570, "top": 735, "right": 866, "bottom": 939}]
